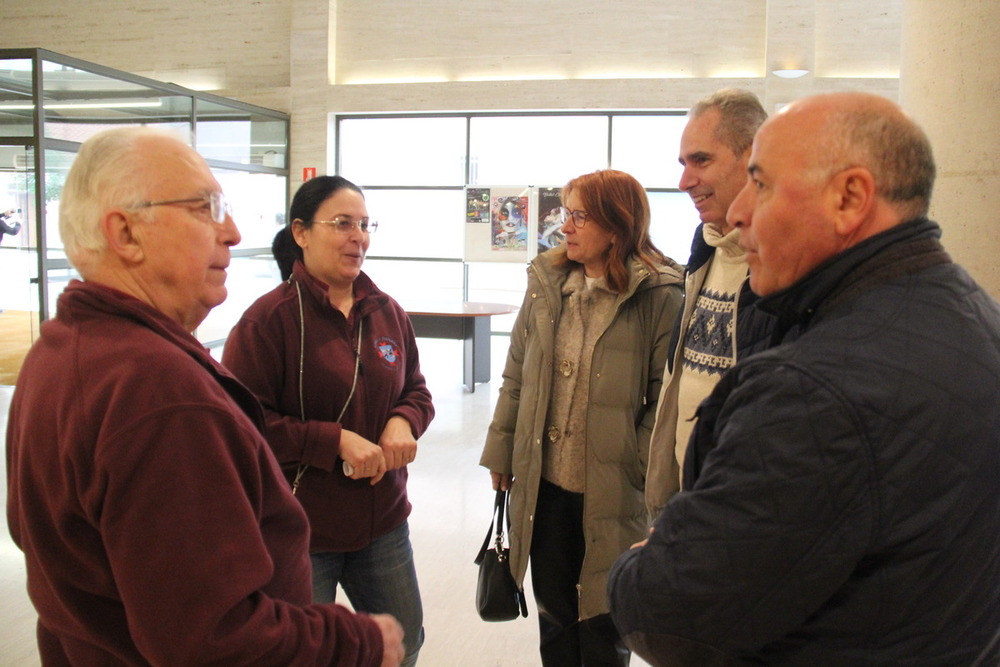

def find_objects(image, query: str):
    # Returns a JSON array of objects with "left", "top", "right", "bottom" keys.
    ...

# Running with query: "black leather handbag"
[{"left": 474, "top": 488, "right": 528, "bottom": 621}]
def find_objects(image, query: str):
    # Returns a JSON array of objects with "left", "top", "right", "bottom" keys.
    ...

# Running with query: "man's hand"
[
  {"left": 379, "top": 416, "right": 417, "bottom": 471},
  {"left": 370, "top": 614, "right": 405, "bottom": 667},
  {"left": 630, "top": 526, "right": 654, "bottom": 549}
]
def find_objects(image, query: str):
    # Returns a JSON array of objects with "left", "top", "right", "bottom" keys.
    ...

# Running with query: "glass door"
[{"left": 0, "top": 145, "right": 38, "bottom": 386}]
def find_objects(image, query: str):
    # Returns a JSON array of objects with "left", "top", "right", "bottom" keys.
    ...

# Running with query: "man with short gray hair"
[{"left": 645, "top": 89, "right": 775, "bottom": 516}]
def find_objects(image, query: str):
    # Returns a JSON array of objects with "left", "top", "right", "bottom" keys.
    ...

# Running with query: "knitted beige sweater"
[{"left": 542, "top": 267, "right": 617, "bottom": 492}]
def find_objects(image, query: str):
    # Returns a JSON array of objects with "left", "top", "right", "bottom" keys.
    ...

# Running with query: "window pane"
[
  {"left": 198, "top": 254, "right": 278, "bottom": 344},
  {"left": 0, "top": 146, "right": 34, "bottom": 249},
  {"left": 0, "top": 144, "right": 40, "bottom": 384},
  {"left": 648, "top": 191, "right": 701, "bottom": 266},
  {"left": 46, "top": 266, "right": 79, "bottom": 319},
  {"left": 363, "top": 258, "right": 465, "bottom": 305},
  {"left": 41, "top": 60, "right": 192, "bottom": 143},
  {"left": 216, "top": 169, "right": 287, "bottom": 249},
  {"left": 362, "top": 189, "right": 465, "bottom": 259},
  {"left": 43, "top": 149, "right": 75, "bottom": 261},
  {"left": 197, "top": 100, "right": 287, "bottom": 168},
  {"left": 469, "top": 116, "right": 608, "bottom": 185},
  {"left": 466, "top": 262, "right": 527, "bottom": 334},
  {"left": 612, "top": 115, "right": 687, "bottom": 189},
  {"left": 0, "top": 59, "right": 35, "bottom": 137},
  {"left": 339, "top": 117, "right": 467, "bottom": 186}
]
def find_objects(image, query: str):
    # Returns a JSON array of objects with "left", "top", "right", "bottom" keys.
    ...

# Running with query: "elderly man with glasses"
[{"left": 5, "top": 126, "right": 404, "bottom": 666}]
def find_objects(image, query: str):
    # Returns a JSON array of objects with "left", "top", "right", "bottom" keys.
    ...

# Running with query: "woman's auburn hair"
[{"left": 554, "top": 169, "right": 666, "bottom": 293}]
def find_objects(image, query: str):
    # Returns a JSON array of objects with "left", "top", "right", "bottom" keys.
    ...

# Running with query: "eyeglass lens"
[
  {"left": 318, "top": 218, "right": 377, "bottom": 233},
  {"left": 209, "top": 192, "right": 232, "bottom": 224},
  {"left": 559, "top": 207, "right": 587, "bottom": 227}
]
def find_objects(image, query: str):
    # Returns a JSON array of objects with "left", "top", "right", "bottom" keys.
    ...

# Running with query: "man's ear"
[
  {"left": 829, "top": 166, "right": 876, "bottom": 237},
  {"left": 101, "top": 208, "right": 145, "bottom": 263}
]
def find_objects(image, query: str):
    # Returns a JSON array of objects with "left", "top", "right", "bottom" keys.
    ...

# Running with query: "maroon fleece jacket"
[
  {"left": 6, "top": 280, "right": 384, "bottom": 665},
  {"left": 222, "top": 261, "right": 434, "bottom": 552}
]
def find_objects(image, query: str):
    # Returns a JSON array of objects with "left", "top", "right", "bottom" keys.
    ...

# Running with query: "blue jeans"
[{"left": 311, "top": 521, "right": 424, "bottom": 667}]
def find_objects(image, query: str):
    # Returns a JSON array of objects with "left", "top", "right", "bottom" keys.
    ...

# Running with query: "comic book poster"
[
  {"left": 466, "top": 188, "right": 490, "bottom": 223},
  {"left": 537, "top": 187, "right": 564, "bottom": 254},
  {"left": 491, "top": 194, "right": 528, "bottom": 251}
]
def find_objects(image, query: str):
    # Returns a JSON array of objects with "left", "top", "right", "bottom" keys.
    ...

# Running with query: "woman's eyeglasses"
[
  {"left": 310, "top": 217, "right": 378, "bottom": 234},
  {"left": 559, "top": 207, "right": 589, "bottom": 228}
]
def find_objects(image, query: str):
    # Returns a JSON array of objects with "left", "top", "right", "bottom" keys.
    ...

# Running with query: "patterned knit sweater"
[{"left": 675, "top": 225, "right": 747, "bottom": 467}]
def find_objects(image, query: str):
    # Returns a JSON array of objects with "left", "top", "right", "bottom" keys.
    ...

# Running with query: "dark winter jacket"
[{"left": 609, "top": 218, "right": 1000, "bottom": 665}]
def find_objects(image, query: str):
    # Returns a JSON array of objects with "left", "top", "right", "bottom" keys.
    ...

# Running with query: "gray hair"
[
  {"left": 815, "top": 104, "right": 936, "bottom": 220},
  {"left": 60, "top": 126, "right": 183, "bottom": 272},
  {"left": 690, "top": 88, "right": 768, "bottom": 157}
]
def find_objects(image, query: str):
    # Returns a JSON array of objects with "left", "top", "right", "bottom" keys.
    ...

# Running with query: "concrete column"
[
  {"left": 290, "top": 0, "right": 335, "bottom": 198},
  {"left": 900, "top": 0, "right": 1000, "bottom": 296}
]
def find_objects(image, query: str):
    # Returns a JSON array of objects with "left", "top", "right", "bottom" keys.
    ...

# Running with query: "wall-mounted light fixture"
[{"left": 771, "top": 69, "right": 810, "bottom": 79}]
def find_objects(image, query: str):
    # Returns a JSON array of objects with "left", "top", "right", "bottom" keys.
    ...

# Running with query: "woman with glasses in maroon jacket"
[{"left": 224, "top": 176, "right": 434, "bottom": 667}]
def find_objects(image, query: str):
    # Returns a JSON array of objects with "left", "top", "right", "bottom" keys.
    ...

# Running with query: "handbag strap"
[
  {"left": 474, "top": 488, "right": 508, "bottom": 565},
  {"left": 474, "top": 488, "right": 529, "bottom": 618}
]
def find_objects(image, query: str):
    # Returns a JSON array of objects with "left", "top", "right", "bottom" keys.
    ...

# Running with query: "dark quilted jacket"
[{"left": 609, "top": 218, "right": 1000, "bottom": 666}]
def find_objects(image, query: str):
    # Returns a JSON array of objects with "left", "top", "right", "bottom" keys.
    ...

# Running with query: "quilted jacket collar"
[{"left": 757, "top": 217, "right": 950, "bottom": 340}]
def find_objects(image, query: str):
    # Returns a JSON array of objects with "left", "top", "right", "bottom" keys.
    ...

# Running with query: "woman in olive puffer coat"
[{"left": 480, "top": 169, "right": 683, "bottom": 666}]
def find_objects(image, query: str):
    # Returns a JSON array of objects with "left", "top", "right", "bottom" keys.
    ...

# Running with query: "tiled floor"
[{"left": 0, "top": 336, "right": 651, "bottom": 666}]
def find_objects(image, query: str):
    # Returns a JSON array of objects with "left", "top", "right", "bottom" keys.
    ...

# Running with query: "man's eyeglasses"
[
  {"left": 310, "top": 217, "right": 378, "bottom": 234},
  {"left": 559, "top": 207, "right": 590, "bottom": 228},
  {"left": 133, "top": 192, "right": 232, "bottom": 224}
]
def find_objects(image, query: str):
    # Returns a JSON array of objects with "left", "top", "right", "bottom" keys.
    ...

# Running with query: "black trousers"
[{"left": 530, "top": 477, "right": 630, "bottom": 667}]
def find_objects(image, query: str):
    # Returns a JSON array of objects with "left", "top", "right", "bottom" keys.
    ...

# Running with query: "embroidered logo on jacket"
[{"left": 374, "top": 337, "right": 401, "bottom": 367}]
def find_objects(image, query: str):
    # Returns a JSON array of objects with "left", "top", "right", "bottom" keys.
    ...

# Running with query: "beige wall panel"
[
  {"left": 324, "top": 75, "right": 898, "bottom": 115},
  {"left": 334, "top": 0, "right": 768, "bottom": 83},
  {"left": 0, "top": 0, "right": 292, "bottom": 93},
  {"left": 815, "top": 0, "right": 902, "bottom": 77}
]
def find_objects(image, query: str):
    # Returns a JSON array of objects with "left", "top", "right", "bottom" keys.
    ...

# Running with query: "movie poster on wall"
[
  {"left": 490, "top": 192, "right": 529, "bottom": 252},
  {"left": 537, "top": 187, "right": 564, "bottom": 255},
  {"left": 464, "top": 186, "right": 536, "bottom": 263},
  {"left": 466, "top": 188, "right": 490, "bottom": 223}
]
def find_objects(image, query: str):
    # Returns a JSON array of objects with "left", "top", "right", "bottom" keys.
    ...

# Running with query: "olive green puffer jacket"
[{"left": 480, "top": 245, "right": 683, "bottom": 620}]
